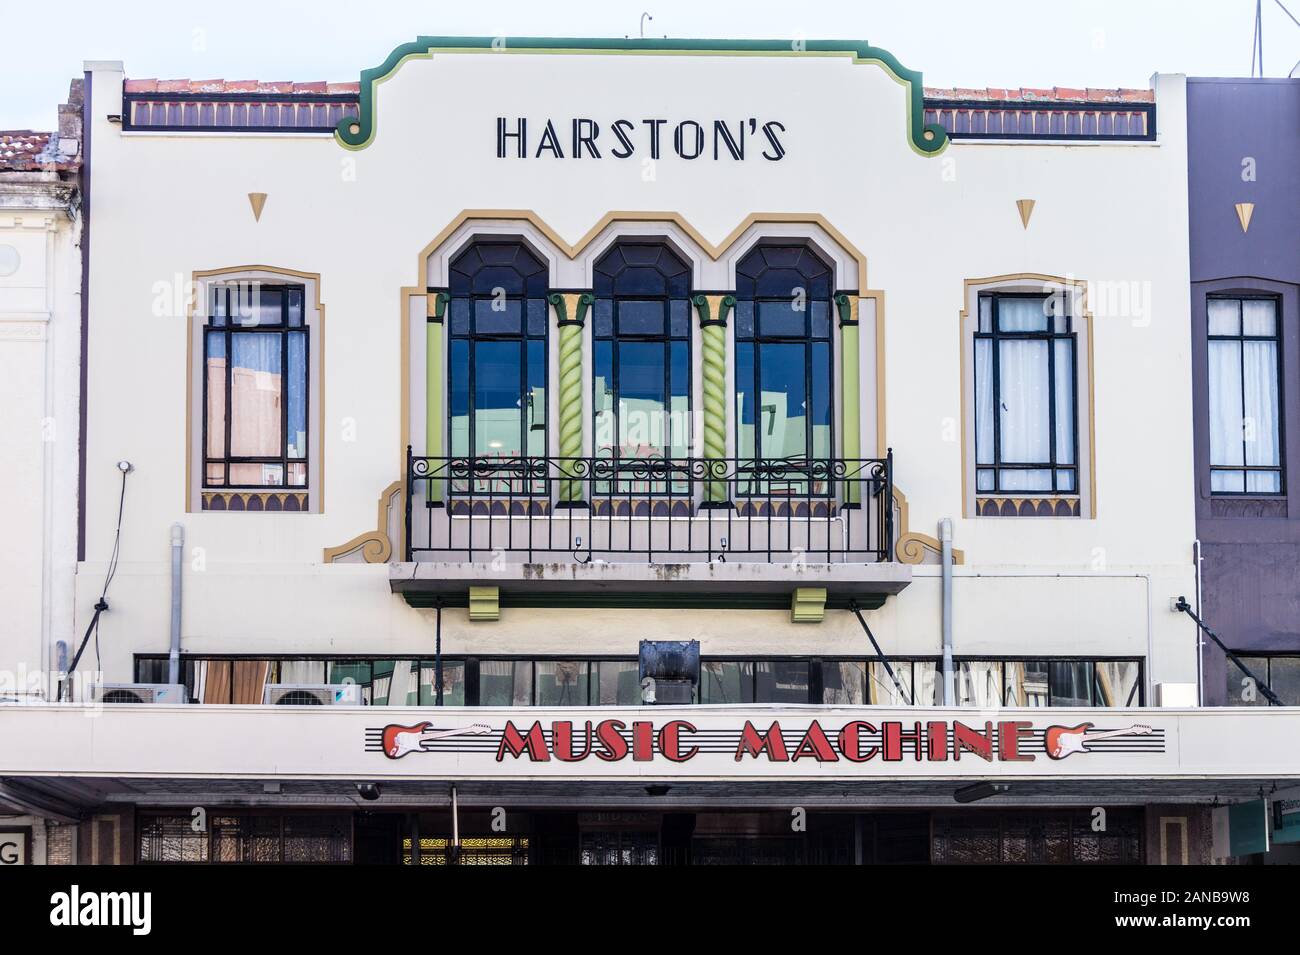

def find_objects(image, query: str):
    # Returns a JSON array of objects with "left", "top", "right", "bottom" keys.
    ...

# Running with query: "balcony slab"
[{"left": 388, "top": 560, "right": 911, "bottom": 610}]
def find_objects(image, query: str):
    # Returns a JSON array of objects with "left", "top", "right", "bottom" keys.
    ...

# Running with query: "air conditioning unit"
[
  {"left": 263, "top": 683, "right": 363, "bottom": 706},
  {"left": 91, "top": 683, "right": 189, "bottom": 705}
]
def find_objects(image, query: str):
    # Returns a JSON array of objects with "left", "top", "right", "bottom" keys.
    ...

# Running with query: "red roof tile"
[
  {"left": 0, "top": 130, "right": 80, "bottom": 172},
  {"left": 123, "top": 78, "right": 360, "bottom": 95},
  {"left": 925, "top": 86, "right": 1154, "bottom": 104}
]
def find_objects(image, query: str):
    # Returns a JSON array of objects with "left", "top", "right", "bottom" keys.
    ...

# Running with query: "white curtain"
[
  {"left": 998, "top": 339, "right": 1051, "bottom": 489},
  {"left": 1208, "top": 339, "right": 1244, "bottom": 484},
  {"left": 1243, "top": 340, "right": 1280, "bottom": 488},
  {"left": 974, "top": 340, "right": 994, "bottom": 467}
]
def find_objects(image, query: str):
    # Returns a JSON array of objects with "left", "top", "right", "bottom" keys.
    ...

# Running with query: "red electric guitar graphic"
[
  {"left": 1044, "top": 722, "right": 1154, "bottom": 760},
  {"left": 382, "top": 722, "right": 492, "bottom": 759}
]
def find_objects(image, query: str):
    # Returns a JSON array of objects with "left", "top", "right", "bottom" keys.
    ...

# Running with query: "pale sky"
[{"left": 2, "top": 0, "right": 1297, "bottom": 131}]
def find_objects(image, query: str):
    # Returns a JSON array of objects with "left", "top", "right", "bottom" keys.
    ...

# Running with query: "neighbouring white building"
[{"left": 1, "top": 38, "right": 1296, "bottom": 866}]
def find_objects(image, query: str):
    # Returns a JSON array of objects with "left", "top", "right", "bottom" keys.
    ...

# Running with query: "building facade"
[
  {"left": 0, "top": 85, "right": 84, "bottom": 865},
  {"left": 1, "top": 38, "right": 1297, "bottom": 866},
  {"left": 1185, "top": 77, "right": 1300, "bottom": 712}
]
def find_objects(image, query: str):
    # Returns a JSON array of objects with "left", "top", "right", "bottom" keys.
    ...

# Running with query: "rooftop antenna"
[
  {"left": 1251, "top": 0, "right": 1264, "bottom": 76},
  {"left": 1254, "top": 0, "right": 1300, "bottom": 76}
]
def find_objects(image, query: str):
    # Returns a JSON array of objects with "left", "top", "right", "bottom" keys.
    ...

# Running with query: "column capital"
[
  {"left": 426, "top": 289, "right": 450, "bottom": 322},
  {"left": 692, "top": 293, "right": 736, "bottom": 327},
  {"left": 548, "top": 291, "right": 593, "bottom": 326},
  {"left": 834, "top": 292, "right": 860, "bottom": 326}
]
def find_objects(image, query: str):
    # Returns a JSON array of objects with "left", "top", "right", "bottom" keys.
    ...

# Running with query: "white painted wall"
[
  {"left": 76, "top": 51, "right": 1198, "bottom": 691},
  {"left": 0, "top": 195, "right": 81, "bottom": 700}
]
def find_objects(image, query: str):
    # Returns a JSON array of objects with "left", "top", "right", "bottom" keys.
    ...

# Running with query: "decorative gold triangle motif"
[
  {"left": 1234, "top": 202, "right": 1254, "bottom": 233},
  {"left": 248, "top": 192, "right": 268, "bottom": 222},
  {"left": 1016, "top": 198, "right": 1035, "bottom": 229}
]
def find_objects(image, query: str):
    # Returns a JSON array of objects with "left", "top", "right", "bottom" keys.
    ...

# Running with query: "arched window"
[
  {"left": 734, "top": 242, "right": 835, "bottom": 464},
  {"left": 592, "top": 241, "right": 692, "bottom": 467},
  {"left": 447, "top": 240, "right": 549, "bottom": 460}
]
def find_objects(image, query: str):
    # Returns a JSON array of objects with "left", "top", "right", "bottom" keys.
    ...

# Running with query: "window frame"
[
  {"left": 591, "top": 239, "right": 693, "bottom": 476},
  {"left": 733, "top": 241, "right": 836, "bottom": 467},
  {"left": 446, "top": 240, "right": 550, "bottom": 464},
  {"left": 1205, "top": 293, "right": 1285, "bottom": 497},
  {"left": 201, "top": 283, "right": 310, "bottom": 492},
  {"left": 973, "top": 291, "right": 1080, "bottom": 496}
]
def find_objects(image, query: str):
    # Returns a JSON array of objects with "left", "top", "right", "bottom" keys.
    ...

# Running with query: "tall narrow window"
[
  {"left": 1207, "top": 296, "right": 1282, "bottom": 494},
  {"left": 973, "top": 293, "right": 1078, "bottom": 494},
  {"left": 447, "top": 241, "right": 548, "bottom": 461},
  {"left": 592, "top": 241, "right": 692, "bottom": 476},
  {"left": 734, "top": 243, "right": 834, "bottom": 463},
  {"left": 203, "top": 284, "right": 308, "bottom": 490}
]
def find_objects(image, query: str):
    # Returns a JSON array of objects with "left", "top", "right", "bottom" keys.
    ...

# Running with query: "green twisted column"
[
  {"left": 835, "top": 293, "right": 861, "bottom": 505},
  {"left": 692, "top": 293, "right": 735, "bottom": 504},
  {"left": 549, "top": 291, "right": 593, "bottom": 503},
  {"left": 426, "top": 291, "right": 449, "bottom": 502}
]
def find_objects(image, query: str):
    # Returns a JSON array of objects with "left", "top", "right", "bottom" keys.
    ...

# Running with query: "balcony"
[{"left": 390, "top": 452, "right": 909, "bottom": 614}]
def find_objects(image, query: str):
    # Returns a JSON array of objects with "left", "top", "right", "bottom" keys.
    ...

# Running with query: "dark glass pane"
[
  {"left": 247, "top": 285, "right": 284, "bottom": 327},
  {"left": 526, "top": 298, "right": 547, "bottom": 336},
  {"left": 526, "top": 339, "right": 546, "bottom": 456},
  {"left": 449, "top": 338, "right": 470, "bottom": 456},
  {"left": 617, "top": 299, "right": 665, "bottom": 336},
  {"left": 732, "top": 299, "right": 754, "bottom": 340},
  {"left": 1269, "top": 657, "right": 1300, "bottom": 706},
  {"left": 593, "top": 298, "right": 613, "bottom": 337},
  {"left": 1048, "top": 661, "right": 1092, "bottom": 706},
  {"left": 758, "top": 299, "right": 806, "bottom": 337},
  {"left": 811, "top": 341, "right": 832, "bottom": 459},
  {"left": 735, "top": 343, "right": 756, "bottom": 458},
  {"left": 756, "top": 661, "right": 809, "bottom": 703},
  {"left": 594, "top": 661, "right": 642, "bottom": 705},
  {"left": 669, "top": 298, "right": 690, "bottom": 338},
  {"left": 210, "top": 286, "right": 227, "bottom": 326},
  {"left": 536, "top": 661, "right": 589, "bottom": 706},
  {"left": 593, "top": 340, "right": 615, "bottom": 454},
  {"left": 286, "top": 332, "right": 307, "bottom": 459},
  {"left": 419, "top": 661, "right": 465, "bottom": 706},
  {"left": 448, "top": 297, "right": 471, "bottom": 336},
  {"left": 473, "top": 341, "right": 525, "bottom": 456},
  {"left": 474, "top": 298, "right": 522, "bottom": 335},
  {"left": 701, "top": 661, "right": 754, "bottom": 703},
  {"left": 810, "top": 299, "right": 831, "bottom": 339},
  {"left": 759, "top": 342, "right": 808, "bottom": 459},
  {"left": 286, "top": 287, "right": 304, "bottom": 326}
]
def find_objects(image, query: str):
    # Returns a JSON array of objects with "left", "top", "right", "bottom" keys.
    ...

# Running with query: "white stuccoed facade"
[{"left": 72, "top": 48, "right": 1196, "bottom": 688}]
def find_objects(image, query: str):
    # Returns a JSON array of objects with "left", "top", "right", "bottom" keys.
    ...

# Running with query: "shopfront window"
[{"left": 447, "top": 240, "right": 549, "bottom": 462}]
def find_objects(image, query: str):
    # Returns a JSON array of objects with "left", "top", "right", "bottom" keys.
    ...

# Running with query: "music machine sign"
[{"left": 367, "top": 711, "right": 1165, "bottom": 775}]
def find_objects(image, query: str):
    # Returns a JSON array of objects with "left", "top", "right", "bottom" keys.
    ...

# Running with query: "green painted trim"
[
  {"left": 692, "top": 293, "right": 734, "bottom": 503},
  {"left": 550, "top": 291, "right": 592, "bottom": 502},
  {"left": 468, "top": 585, "right": 500, "bottom": 621},
  {"left": 835, "top": 293, "right": 861, "bottom": 505},
  {"left": 399, "top": 589, "right": 888, "bottom": 611},
  {"left": 791, "top": 586, "right": 828, "bottom": 623},
  {"left": 336, "top": 37, "right": 947, "bottom": 156}
]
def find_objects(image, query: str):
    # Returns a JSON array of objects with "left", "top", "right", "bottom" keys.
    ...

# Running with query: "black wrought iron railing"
[{"left": 404, "top": 450, "right": 893, "bottom": 563}]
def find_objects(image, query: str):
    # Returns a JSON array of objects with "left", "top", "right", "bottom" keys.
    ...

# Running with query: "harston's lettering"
[
  {"left": 494, "top": 719, "right": 1038, "bottom": 763},
  {"left": 495, "top": 117, "right": 788, "bottom": 161}
]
